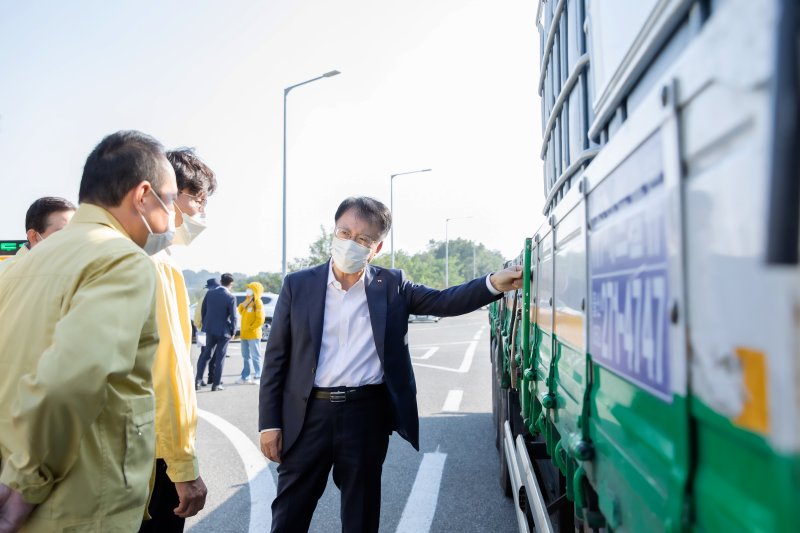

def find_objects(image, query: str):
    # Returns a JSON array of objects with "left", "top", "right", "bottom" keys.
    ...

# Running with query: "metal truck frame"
[{"left": 490, "top": 0, "right": 800, "bottom": 531}]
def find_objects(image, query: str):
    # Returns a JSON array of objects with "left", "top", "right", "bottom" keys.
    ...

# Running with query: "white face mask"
[
  {"left": 331, "top": 236, "right": 372, "bottom": 274},
  {"left": 173, "top": 207, "right": 207, "bottom": 246},
  {"left": 246, "top": 288, "right": 254, "bottom": 297},
  {"left": 140, "top": 189, "right": 176, "bottom": 255}
]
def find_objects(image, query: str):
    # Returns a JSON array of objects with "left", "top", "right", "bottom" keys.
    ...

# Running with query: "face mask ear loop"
[
  {"left": 137, "top": 188, "right": 159, "bottom": 234},
  {"left": 139, "top": 211, "right": 154, "bottom": 234}
]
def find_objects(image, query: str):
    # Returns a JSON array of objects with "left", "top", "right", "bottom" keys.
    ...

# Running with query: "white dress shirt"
[
  {"left": 260, "top": 265, "right": 501, "bottom": 431},
  {"left": 314, "top": 261, "right": 384, "bottom": 387}
]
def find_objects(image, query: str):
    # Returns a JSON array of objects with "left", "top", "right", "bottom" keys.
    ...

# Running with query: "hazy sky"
[{"left": 0, "top": 0, "right": 543, "bottom": 274}]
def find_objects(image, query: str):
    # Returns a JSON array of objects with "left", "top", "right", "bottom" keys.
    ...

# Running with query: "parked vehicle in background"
[{"left": 408, "top": 314, "right": 440, "bottom": 323}]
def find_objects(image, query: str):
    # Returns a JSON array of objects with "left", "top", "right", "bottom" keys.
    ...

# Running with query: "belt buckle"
[{"left": 329, "top": 391, "right": 347, "bottom": 403}]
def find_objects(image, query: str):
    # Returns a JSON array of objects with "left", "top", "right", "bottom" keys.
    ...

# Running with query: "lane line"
[
  {"left": 412, "top": 340, "right": 478, "bottom": 374},
  {"left": 197, "top": 409, "right": 275, "bottom": 533},
  {"left": 473, "top": 329, "right": 483, "bottom": 340},
  {"left": 411, "top": 347, "right": 439, "bottom": 360},
  {"left": 459, "top": 341, "right": 478, "bottom": 372},
  {"left": 395, "top": 449, "right": 448, "bottom": 533},
  {"left": 410, "top": 340, "right": 473, "bottom": 348},
  {"left": 412, "top": 362, "right": 464, "bottom": 373},
  {"left": 441, "top": 390, "right": 463, "bottom": 412}
]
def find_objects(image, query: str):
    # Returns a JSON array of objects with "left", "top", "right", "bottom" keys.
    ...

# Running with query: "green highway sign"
[{"left": 0, "top": 240, "right": 27, "bottom": 256}]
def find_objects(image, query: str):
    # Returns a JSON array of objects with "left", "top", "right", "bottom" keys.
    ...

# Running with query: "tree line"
[{"left": 183, "top": 225, "right": 506, "bottom": 301}]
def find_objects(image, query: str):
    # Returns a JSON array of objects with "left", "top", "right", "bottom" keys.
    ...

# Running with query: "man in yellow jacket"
[
  {"left": 0, "top": 130, "right": 177, "bottom": 532},
  {"left": 139, "top": 148, "right": 216, "bottom": 532},
  {"left": 236, "top": 282, "right": 266, "bottom": 384}
]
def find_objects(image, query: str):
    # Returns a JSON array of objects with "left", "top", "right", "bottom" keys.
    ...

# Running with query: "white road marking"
[
  {"left": 410, "top": 340, "right": 473, "bottom": 348},
  {"left": 412, "top": 340, "right": 478, "bottom": 373},
  {"left": 411, "top": 347, "right": 439, "bottom": 360},
  {"left": 395, "top": 448, "right": 448, "bottom": 533},
  {"left": 197, "top": 409, "right": 275, "bottom": 533},
  {"left": 458, "top": 341, "right": 478, "bottom": 372},
  {"left": 473, "top": 329, "right": 483, "bottom": 340},
  {"left": 441, "top": 389, "right": 463, "bottom": 412}
]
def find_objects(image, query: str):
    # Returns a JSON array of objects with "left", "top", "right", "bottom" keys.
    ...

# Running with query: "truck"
[{"left": 490, "top": 0, "right": 799, "bottom": 531}]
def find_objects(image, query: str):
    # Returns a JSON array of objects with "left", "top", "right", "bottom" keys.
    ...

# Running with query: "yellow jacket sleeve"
[
  {"left": 0, "top": 252, "right": 157, "bottom": 503},
  {"left": 255, "top": 299, "right": 265, "bottom": 329},
  {"left": 194, "top": 290, "right": 205, "bottom": 330},
  {"left": 152, "top": 254, "right": 200, "bottom": 482}
]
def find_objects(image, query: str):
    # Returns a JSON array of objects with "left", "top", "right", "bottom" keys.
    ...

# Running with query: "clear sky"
[{"left": 0, "top": 0, "right": 544, "bottom": 274}]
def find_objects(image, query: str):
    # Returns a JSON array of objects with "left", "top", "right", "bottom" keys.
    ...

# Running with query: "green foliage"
[
  {"left": 183, "top": 227, "right": 505, "bottom": 297},
  {"left": 288, "top": 225, "right": 332, "bottom": 272},
  {"left": 232, "top": 272, "right": 283, "bottom": 294},
  {"left": 372, "top": 237, "right": 505, "bottom": 289}
]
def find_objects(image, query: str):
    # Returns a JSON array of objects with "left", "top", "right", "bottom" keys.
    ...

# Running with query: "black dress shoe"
[
  {"left": 201, "top": 381, "right": 208, "bottom": 386},
  {"left": 211, "top": 385, "right": 224, "bottom": 391},
  {"left": 195, "top": 382, "right": 202, "bottom": 391}
]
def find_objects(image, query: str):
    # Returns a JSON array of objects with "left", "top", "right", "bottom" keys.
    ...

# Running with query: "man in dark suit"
[
  {"left": 258, "top": 197, "right": 522, "bottom": 532},
  {"left": 195, "top": 272, "right": 236, "bottom": 391}
]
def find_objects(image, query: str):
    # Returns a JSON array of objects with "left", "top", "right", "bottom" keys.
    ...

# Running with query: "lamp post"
[
  {"left": 445, "top": 216, "right": 472, "bottom": 287},
  {"left": 389, "top": 168, "right": 431, "bottom": 268},
  {"left": 282, "top": 69, "right": 341, "bottom": 279}
]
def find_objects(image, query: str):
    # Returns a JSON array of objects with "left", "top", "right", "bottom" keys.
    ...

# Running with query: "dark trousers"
[
  {"left": 139, "top": 459, "right": 185, "bottom": 533},
  {"left": 195, "top": 333, "right": 229, "bottom": 387},
  {"left": 270, "top": 388, "right": 392, "bottom": 533}
]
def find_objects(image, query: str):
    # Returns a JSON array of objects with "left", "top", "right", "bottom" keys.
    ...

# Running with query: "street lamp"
[
  {"left": 445, "top": 216, "right": 472, "bottom": 287},
  {"left": 282, "top": 69, "right": 341, "bottom": 279},
  {"left": 390, "top": 168, "right": 431, "bottom": 268}
]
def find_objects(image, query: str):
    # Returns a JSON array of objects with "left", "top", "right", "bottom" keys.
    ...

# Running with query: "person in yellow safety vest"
[
  {"left": 139, "top": 148, "right": 217, "bottom": 533},
  {"left": 236, "top": 281, "right": 266, "bottom": 384},
  {"left": 0, "top": 130, "right": 175, "bottom": 532},
  {"left": 0, "top": 197, "right": 76, "bottom": 273}
]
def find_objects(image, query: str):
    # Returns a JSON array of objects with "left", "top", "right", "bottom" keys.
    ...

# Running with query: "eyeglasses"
[
  {"left": 334, "top": 227, "right": 378, "bottom": 248},
  {"left": 180, "top": 191, "right": 208, "bottom": 208},
  {"left": 152, "top": 189, "right": 178, "bottom": 209}
]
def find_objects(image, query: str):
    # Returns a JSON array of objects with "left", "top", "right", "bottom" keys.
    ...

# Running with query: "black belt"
[{"left": 311, "top": 384, "right": 386, "bottom": 403}]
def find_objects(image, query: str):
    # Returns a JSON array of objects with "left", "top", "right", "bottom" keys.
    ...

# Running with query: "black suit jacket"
[
  {"left": 201, "top": 286, "right": 236, "bottom": 338},
  {"left": 258, "top": 261, "right": 501, "bottom": 453}
]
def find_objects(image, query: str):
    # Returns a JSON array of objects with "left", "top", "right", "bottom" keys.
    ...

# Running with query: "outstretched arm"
[{"left": 489, "top": 265, "right": 523, "bottom": 292}]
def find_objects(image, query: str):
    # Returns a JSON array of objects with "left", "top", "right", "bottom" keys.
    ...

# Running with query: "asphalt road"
[{"left": 186, "top": 310, "right": 519, "bottom": 533}]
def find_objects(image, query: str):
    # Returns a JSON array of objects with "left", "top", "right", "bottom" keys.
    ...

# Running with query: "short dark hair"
[
  {"left": 334, "top": 196, "right": 392, "bottom": 238},
  {"left": 221, "top": 273, "right": 234, "bottom": 286},
  {"left": 78, "top": 130, "right": 166, "bottom": 207},
  {"left": 166, "top": 148, "right": 217, "bottom": 197},
  {"left": 25, "top": 197, "right": 76, "bottom": 233}
]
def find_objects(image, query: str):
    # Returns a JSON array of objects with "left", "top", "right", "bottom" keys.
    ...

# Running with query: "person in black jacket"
[
  {"left": 195, "top": 272, "right": 236, "bottom": 391},
  {"left": 258, "top": 196, "right": 522, "bottom": 532}
]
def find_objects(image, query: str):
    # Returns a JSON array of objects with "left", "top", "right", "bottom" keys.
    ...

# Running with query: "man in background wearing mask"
[
  {"left": 236, "top": 282, "right": 266, "bottom": 385},
  {"left": 258, "top": 196, "right": 523, "bottom": 533},
  {"left": 0, "top": 196, "right": 76, "bottom": 272},
  {"left": 0, "top": 130, "right": 174, "bottom": 531},
  {"left": 196, "top": 273, "right": 236, "bottom": 392},
  {"left": 138, "top": 148, "right": 216, "bottom": 532}
]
